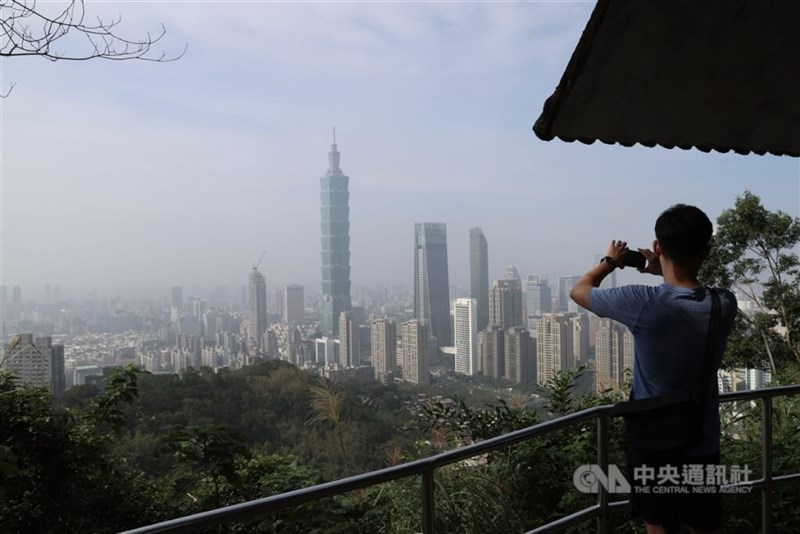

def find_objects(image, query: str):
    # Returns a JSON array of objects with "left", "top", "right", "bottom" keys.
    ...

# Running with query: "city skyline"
[{"left": 3, "top": 2, "right": 799, "bottom": 294}]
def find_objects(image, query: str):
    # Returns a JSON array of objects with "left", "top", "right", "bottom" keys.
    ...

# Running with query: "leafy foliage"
[
  {"left": 0, "top": 369, "right": 171, "bottom": 533},
  {"left": 700, "top": 190, "right": 800, "bottom": 371},
  {"left": 162, "top": 424, "right": 251, "bottom": 510}
]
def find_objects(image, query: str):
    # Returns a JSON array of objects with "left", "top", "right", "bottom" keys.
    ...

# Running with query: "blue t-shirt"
[{"left": 590, "top": 283, "right": 737, "bottom": 455}]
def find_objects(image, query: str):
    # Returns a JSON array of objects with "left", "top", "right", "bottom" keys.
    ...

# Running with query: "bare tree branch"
[
  {"left": 0, "top": 80, "right": 16, "bottom": 97},
  {"left": 1, "top": 0, "right": 185, "bottom": 62}
]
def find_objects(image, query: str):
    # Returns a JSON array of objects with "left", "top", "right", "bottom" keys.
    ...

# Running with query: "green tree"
[
  {"left": 162, "top": 424, "right": 251, "bottom": 510},
  {"left": 700, "top": 190, "right": 800, "bottom": 375},
  {"left": 0, "top": 369, "right": 169, "bottom": 533}
]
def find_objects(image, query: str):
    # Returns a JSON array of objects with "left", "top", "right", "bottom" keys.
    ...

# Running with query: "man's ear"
[{"left": 653, "top": 240, "right": 661, "bottom": 256}]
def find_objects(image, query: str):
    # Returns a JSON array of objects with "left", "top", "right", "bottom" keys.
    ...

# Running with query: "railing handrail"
[{"left": 119, "top": 383, "right": 800, "bottom": 534}]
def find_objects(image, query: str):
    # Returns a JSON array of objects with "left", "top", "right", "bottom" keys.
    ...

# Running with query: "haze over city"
[{"left": 3, "top": 1, "right": 799, "bottom": 297}]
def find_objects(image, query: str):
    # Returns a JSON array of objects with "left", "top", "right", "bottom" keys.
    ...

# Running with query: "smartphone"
[{"left": 622, "top": 250, "right": 647, "bottom": 269}]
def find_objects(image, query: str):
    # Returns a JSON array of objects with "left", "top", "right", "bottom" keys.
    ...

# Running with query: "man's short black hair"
[{"left": 655, "top": 204, "right": 713, "bottom": 263}]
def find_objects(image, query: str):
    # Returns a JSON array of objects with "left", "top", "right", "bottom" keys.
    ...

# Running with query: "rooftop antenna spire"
[{"left": 328, "top": 126, "right": 341, "bottom": 173}]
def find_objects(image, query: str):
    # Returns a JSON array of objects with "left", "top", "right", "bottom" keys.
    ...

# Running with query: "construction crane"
[{"left": 253, "top": 250, "right": 267, "bottom": 271}]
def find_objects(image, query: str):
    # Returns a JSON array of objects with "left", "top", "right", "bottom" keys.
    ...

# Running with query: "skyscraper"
[
  {"left": 170, "top": 286, "right": 183, "bottom": 324},
  {"left": 414, "top": 223, "right": 451, "bottom": 346},
  {"left": 479, "top": 326, "right": 505, "bottom": 378},
  {"left": 371, "top": 319, "right": 397, "bottom": 384},
  {"left": 453, "top": 298, "right": 478, "bottom": 376},
  {"left": 190, "top": 298, "right": 206, "bottom": 322},
  {"left": 248, "top": 268, "right": 267, "bottom": 343},
  {"left": 536, "top": 313, "right": 579, "bottom": 385},
  {"left": 263, "top": 329, "right": 279, "bottom": 358},
  {"left": 286, "top": 327, "right": 303, "bottom": 365},
  {"left": 320, "top": 129, "right": 352, "bottom": 337},
  {"left": 51, "top": 342, "right": 65, "bottom": 394},
  {"left": 505, "top": 326, "right": 535, "bottom": 384},
  {"left": 284, "top": 284, "right": 304, "bottom": 324},
  {"left": 525, "top": 275, "right": 552, "bottom": 330},
  {"left": 400, "top": 319, "right": 429, "bottom": 385},
  {"left": 595, "top": 318, "right": 634, "bottom": 391},
  {"left": 571, "top": 313, "right": 590, "bottom": 365},
  {"left": 338, "top": 311, "right": 360, "bottom": 368},
  {"left": 505, "top": 264, "right": 522, "bottom": 289},
  {"left": 489, "top": 279, "right": 524, "bottom": 329},
  {"left": 557, "top": 276, "right": 581, "bottom": 313},
  {"left": 469, "top": 227, "right": 489, "bottom": 332},
  {"left": 269, "top": 287, "right": 284, "bottom": 316},
  {"left": 2, "top": 334, "right": 63, "bottom": 393}
]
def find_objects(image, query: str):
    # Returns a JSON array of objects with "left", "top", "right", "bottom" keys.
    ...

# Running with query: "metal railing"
[{"left": 120, "top": 384, "right": 800, "bottom": 534}]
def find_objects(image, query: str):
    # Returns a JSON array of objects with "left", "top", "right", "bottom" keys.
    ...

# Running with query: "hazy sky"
[{"left": 2, "top": 1, "right": 799, "bottom": 298}]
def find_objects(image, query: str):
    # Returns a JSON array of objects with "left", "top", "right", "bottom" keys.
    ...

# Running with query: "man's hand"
[
  {"left": 606, "top": 240, "right": 628, "bottom": 269},
  {"left": 637, "top": 248, "right": 663, "bottom": 276},
  {"left": 570, "top": 240, "right": 628, "bottom": 311}
]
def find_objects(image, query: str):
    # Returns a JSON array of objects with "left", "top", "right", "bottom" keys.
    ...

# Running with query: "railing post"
[
  {"left": 761, "top": 396, "right": 773, "bottom": 534},
  {"left": 597, "top": 411, "right": 609, "bottom": 534},
  {"left": 422, "top": 468, "right": 435, "bottom": 534}
]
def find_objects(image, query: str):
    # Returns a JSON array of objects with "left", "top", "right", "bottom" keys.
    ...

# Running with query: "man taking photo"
[{"left": 570, "top": 204, "right": 738, "bottom": 534}]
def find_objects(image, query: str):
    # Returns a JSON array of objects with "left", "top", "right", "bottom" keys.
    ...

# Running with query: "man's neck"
[{"left": 662, "top": 261, "right": 702, "bottom": 288}]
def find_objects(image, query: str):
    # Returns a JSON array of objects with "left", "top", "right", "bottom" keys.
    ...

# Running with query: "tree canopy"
[{"left": 701, "top": 190, "right": 800, "bottom": 375}]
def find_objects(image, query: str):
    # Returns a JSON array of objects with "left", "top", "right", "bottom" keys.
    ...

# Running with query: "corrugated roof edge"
[
  {"left": 531, "top": 0, "right": 798, "bottom": 158},
  {"left": 532, "top": 0, "right": 610, "bottom": 142},
  {"left": 543, "top": 135, "right": 798, "bottom": 158}
]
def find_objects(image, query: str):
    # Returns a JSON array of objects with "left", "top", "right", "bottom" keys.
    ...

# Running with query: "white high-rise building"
[
  {"left": 453, "top": 298, "right": 478, "bottom": 376},
  {"left": 315, "top": 337, "right": 339, "bottom": 365},
  {"left": 718, "top": 368, "right": 773, "bottom": 393},
  {"left": 1, "top": 334, "right": 64, "bottom": 393}
]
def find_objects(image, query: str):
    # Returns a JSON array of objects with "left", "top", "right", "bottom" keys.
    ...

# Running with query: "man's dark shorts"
[{"left": 627, "top": 448, "right": 722, "bottom": 532}]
